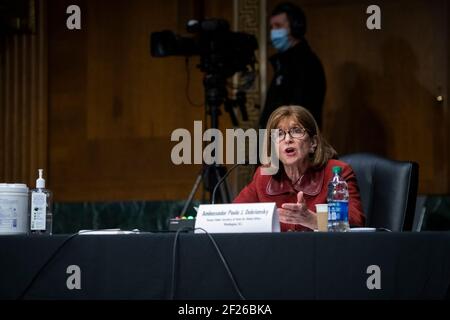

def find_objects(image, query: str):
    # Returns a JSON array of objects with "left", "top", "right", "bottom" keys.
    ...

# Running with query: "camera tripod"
[{"left": 179, "top": 73, "right": 232, "bottom": 217}]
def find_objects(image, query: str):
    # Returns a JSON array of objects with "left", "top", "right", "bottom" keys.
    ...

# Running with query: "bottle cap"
[
  {"left": 332, "top": 166, "right": 342, "bottom": 174},
  {"left": 36, "top": 169, "right": 45, "bottom": 188}
]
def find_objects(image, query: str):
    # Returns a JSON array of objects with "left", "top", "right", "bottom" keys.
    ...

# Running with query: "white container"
[{"left": 0, "top": 183, "right": 29, "bottom": 235}]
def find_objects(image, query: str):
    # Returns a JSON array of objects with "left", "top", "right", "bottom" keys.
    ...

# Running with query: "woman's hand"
[{"left": 278, "top": 191, "right": 318, "bottom": 230}]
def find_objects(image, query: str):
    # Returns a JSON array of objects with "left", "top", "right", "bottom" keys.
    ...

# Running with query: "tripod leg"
[{"left": 180, "top": 167, "right": 204, "bottom": 217}]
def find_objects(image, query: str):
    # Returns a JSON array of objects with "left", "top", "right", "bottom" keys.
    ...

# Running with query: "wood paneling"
[
  {"left": 48, "top": 0, "right": 234, "bottom": 202},
  {"left": 0, "top": 0, "right": 48, "bottom": 187},
  {"left": 269, "top": 0, "right": 449, "bottom": 194},
  {"left": 231, "top": 0, "right": 266, "bottom": 199},
  {"left": 5, "top": 0, "right": 447, "bottom": 201}
]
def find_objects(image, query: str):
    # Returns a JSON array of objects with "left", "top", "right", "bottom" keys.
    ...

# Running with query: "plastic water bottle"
[{"left": 327, "top": 166, "right": 350, "bottom": 232}]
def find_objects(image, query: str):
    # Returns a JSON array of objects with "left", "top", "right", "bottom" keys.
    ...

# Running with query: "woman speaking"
[{"left": 234, "top": 105, "right": 365, "bottom": 231}]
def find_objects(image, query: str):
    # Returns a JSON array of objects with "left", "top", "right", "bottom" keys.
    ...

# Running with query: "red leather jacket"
[{"left": 233, "top": 159, "right": 365, "bottom": 231}]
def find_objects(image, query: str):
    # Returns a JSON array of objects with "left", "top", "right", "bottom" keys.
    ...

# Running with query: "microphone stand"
[{"left": 211, "top": 163, "right": 244, "bottom": 204}]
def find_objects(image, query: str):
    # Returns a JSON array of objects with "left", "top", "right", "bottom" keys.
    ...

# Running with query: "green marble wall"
[
  {"left": 52, "top": 201, "right": 199, "bottom": 234},
  {"left": 51, "top": 196, "right": 450, "bottom": 234}
]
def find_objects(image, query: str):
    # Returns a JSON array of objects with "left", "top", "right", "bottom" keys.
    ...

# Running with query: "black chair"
[{"left": 339, "top": 153, "right": 419, "bottom": 231}]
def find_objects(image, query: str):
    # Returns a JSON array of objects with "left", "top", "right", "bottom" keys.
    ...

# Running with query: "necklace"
[{"left": 291, "top": 175, "right": 303, "bottom": 186}]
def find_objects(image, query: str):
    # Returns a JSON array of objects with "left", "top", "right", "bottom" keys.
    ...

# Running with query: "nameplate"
[{"left": 194, "top": 202, "right": 279, "bottom": 233}]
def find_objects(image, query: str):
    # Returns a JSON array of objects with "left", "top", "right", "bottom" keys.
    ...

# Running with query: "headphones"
[{"left": 271, "top": 2, "right": 307, "bottom": 39}]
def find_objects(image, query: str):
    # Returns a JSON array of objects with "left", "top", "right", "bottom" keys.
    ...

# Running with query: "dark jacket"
[{"left": 259, "top": 40, "right": 326, "bottom": 128}]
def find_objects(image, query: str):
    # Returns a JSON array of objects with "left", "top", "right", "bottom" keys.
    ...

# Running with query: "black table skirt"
[{"left": 1, "top": 232, "right": 449, "bottom": 300}]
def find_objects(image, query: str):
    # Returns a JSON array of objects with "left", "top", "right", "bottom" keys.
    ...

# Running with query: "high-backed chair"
[{"left": 339, "top": 153, "right": 419, "bottom": 231}]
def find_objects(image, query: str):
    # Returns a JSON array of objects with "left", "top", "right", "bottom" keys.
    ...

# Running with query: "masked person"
[{"left": 259, "top": 2, "right": 326, "bottom": 129}]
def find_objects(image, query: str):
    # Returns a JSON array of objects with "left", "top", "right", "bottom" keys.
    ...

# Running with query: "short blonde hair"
[{"left": 265, "top": 105, "right": 337, "bottom": 169}]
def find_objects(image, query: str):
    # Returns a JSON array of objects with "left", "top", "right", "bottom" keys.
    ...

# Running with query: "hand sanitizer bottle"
[{"left": 30, "top": 169, "right": 53, "bottom": 235}]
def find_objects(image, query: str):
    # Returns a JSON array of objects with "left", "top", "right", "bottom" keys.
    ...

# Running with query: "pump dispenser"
[
  {"left": 36, "top": 169, "right": 45, "bottom": 188},
  {"left": 30, "top": 169, "right": 53, "bottom": 235}
]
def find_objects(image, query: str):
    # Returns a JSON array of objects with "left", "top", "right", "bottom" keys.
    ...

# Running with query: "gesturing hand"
[{"left": 278, "top": 191, "right": 318, "bottom": 230}]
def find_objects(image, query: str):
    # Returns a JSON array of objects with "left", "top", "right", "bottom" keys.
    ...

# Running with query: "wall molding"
[{"left": 0, "top": 0, "right": 48, "bottom": 186}]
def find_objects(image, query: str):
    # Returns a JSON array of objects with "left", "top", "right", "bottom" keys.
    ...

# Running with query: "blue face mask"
[{"left": 271, "top": 28, "right": 291, "bottom": 52}]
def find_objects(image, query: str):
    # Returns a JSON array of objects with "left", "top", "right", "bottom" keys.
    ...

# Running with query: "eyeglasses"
[{"left": 273, "top": 127, "right": 307, "bottom": 141}]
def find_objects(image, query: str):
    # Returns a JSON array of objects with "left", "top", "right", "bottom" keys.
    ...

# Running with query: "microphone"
[{"left": 211, "top": 161, "right": 250, "bottom": 205}]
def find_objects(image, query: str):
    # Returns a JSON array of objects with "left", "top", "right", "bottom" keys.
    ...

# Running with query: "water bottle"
[{"left": 327, "top": 166, "right": 350, "bottom": 232}]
